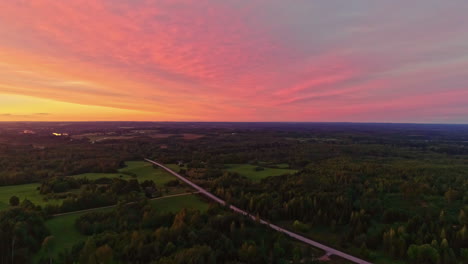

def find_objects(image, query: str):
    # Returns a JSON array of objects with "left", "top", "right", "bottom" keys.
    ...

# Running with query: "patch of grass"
[
  {"left": 166, "top": 163, "right": 296, "bottom": 182},
  {"left": 36, "top": 206, "right": 115, "bottom": 260},
  {"left": 42, "top": 213, "right": 87, "bottom": 258},
  {"left": 165, "top": 164, "right": 183, "bottom": 171},
  {"left": 71, "top": 173, "right": 121, "bottom": 181},
  {"left": 0, "top": 183, "right": 63, "bottom": 210},
  {"left": 122, "top": 161, "right": 177, "bottom": 185},
  {"left": 274, "top": 163, "right": 290, "bottom": 169},
  {"left": 74, "top": 161, "right": 187, "bottom": 195},
  {"left": 73, "top": 161, "right": 177, "bottom": 186},
  {"left": 0, "top": 161, "right": 179, "bottom": 211},
  {"left": 150, "top": 194, "right": 209, "bottom": 213},
  {"left": 225, "top": 164, "right": 297, "bottom": 181}
]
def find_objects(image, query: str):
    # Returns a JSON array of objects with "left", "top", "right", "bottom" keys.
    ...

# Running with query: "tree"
[
  {"left": 440, "top": 239, "right": 456, "bottom": 264},
  {"left": 238, "top": 242, "right": 258, "bottom": 262},
  {"left": 459, "top": 209, "right": 468, "bottom": 226},
  {"left": 95, "top": 244, "right": 113, "bottom": 264},
  {"left": 42, "top": 236, "right": 54, "bottom": 264},
  {"left": 407, "top": 244, "right": 439, "bottom": 264},
  {"left": 460, "top": 248, "right": 468, "bottom": 262},
  {"left": 0, "top": 207, "right": 49, "bottom": 262},
  {"left": 441, "top": 228, "right": 447, "bottom": 239},
  {"left": 359, "top": 242, "right": 370, "bottom": 259},
  {"left": 444, "top": 189, "right": 459, "bottom": 203},
  {"left": 293, "top": 220, "right": 309, "bottom": 233},
  {"left": 80, "top": 238, "right": 97, "bottom": 264},
  {"left": 171, "top": 245, "right": 215, "bottom": 264},
  {"left": 439, "top": 210, "right": 446, "bottom": 224},
  {"left": 163, "top": 242, "right": 176, "bottom": 256},
  {"left": 293, "top": 245, "right": 302, "bottom": 263},
  {"left": 230, "top": 221, "right": 236, "bottom": 234},
  {"left": 9, "top": 196, "right": 19, "bottom": 206}
]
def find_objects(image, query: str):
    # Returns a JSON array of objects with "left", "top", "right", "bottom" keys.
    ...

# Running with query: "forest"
[{"left": 0, "top": 122, "right": 467, "bottom": 263}]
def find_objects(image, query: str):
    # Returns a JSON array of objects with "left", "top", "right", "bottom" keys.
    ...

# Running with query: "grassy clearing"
[
  {"left": 0, "top": 161, "right": 179, "bottom": 211},
  {"left": 36, "top": 206, "right": 115, "bottom": 260},
  {"left": 274, "top": 163, "right": 290, "bottom": 169},
  {"left": 43, "top": 213, "right": 88, "bottom": 258},
  {"left": 225, "top": 164, "right": 297, "bottom": 181},
  {"left": 0, "top": 183, "right": 63, "bottom": 210},
  {"left": 73, "top": 161, "right": 176, "bottom": 186},
  {"left": 150, "top": 194, "right": 209, "bottom": 213},
  {"left": 165, "top": 163, "right": 296, "bottom": 181},
  {"left": 166, "top": 164, "right": 182, "bottom": 172},
  {"left": 72, "top": 161, "right": 190, "bottom": 196},
  {"left": 122, "top": 161, "right": 177, "bottom": 185}
]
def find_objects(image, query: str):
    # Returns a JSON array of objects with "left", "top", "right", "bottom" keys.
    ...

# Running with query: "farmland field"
[
  {"left": 0, "top": 161, "right": 179, "bottom": 210},
  {"left": 225, "top": 164, "right": 297, "bottom": 181},
  {"left": 149, "top": 193, "right": 209, "bottom": 213},
  {"left": 0, "top": 183, "right": 62, "bottom": 210},
  {"left": 73, "top": 161, "right": 176, "bottom": 186},
  {"left": 39, "top": 212, "right": 92, "bottom": 259}
]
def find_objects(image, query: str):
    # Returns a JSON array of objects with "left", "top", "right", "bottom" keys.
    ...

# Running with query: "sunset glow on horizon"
[{"left": 1, "top": 0, "right": 467, "bottom": 123}]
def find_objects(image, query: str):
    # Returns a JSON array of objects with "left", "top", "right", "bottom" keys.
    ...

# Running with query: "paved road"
[
  {"left": 145, "top": 159, "right": 373, "bottom": 264},
  {"left": 52, "top": 192, "right": 198, "bottom": 217}
]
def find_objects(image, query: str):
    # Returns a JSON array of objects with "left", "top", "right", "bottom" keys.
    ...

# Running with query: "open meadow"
[
  {"left": 225, "top": 164, "right": 297, "bottom": 181},
  {"left": 0, "top": 183, "right": 62, "bottom": 210},
  {"left": 0, "top": 161, "right": 182, "bottom": 211}
]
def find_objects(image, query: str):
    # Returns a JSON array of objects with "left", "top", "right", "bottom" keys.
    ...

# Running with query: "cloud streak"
[
  {"left": 0, "top": 113, "right": 50, "bottom": 118},
  {"left": 0, "top": 0, "right": 467, "bottom": 122}
]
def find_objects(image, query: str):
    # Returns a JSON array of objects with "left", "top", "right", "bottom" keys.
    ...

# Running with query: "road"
[
  {"left": 52, "top": 192, "right": 198, "bottom": 217},
  {"left": 145, "top": 158, "right": 373, "bottom": 264}
]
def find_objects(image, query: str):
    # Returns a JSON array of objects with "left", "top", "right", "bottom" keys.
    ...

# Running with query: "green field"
[
  {"left": 73, "top": 161, "right": 176, "bottom": 186},
  {"left": 149, "top": 194, "right": 209, "bottom": 213},
  {"left": 35, "top": 206, "right": 116, "bottom": 260},
  {"left": 225, "top": 164, "right": 297, "bottom": 181},
  {"left": 43, "top": 213, "right": 89, "bottom": 258},
  {"left": 0, "top": 161, "right": 178, "bottom": 211},
  {"left": 166, "top": 163, "right": 182, "bottom": 171},
  {"left": 0, "top": 183, "right": 64, "bottom": 210},
  {"left": 166, "top": 163, "right": 297, "bottom": 181},
  {"left": 37, "top": 194, "right": 208, "bottom": 259}
]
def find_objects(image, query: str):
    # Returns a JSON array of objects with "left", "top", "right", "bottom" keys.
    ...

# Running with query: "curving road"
[{"left": 145, "top": 159, "right": 373, "bottom": 264}]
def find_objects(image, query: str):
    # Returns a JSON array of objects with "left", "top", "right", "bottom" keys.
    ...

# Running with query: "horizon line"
[{"left": 1, "top": 120, "right": 468, "bottom": 125}]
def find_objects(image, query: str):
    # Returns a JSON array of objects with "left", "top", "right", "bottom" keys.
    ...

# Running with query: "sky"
[{"left": 0, "top": 0, "right": 467, "bottom": 123}]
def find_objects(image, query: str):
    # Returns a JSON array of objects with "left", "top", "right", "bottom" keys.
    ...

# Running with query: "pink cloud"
[{"left": 0, "top": 0, "right": 467, "bottom": 122}]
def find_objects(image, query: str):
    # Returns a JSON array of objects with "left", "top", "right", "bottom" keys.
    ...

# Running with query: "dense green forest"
[
  {"left": 0, "top": 122, "right": 467, "bottom": 263},
  {"left": 54, "top": 200, "right": 321, "bottom": 264}
]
